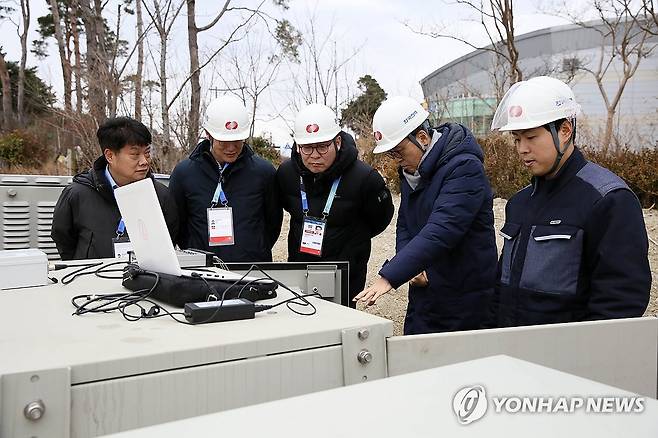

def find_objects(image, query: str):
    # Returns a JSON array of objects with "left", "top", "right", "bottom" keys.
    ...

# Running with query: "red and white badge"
[
  {"left": 207, "top": 207, "right": 235, "bottom": 246},
  {"left": 299, "top": 217, "right": 326, "bottom": 256}
]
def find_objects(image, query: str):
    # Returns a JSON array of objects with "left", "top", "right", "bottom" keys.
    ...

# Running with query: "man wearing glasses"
[
  {"left": 354, "top": 96, "right": 497, "bottom": 334},
  {"left": 276, "top": 103, "right": 394, "bottom": 302}
]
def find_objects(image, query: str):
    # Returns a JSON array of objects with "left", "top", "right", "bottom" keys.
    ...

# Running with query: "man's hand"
[
  {"left": 353, "top": 276, "right": 394, "bottom": 306},
  {"left": 409, "top": 271, "right": 428, "bottom": 287}
]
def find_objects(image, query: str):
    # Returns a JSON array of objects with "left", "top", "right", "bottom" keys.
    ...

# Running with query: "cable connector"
[{"left": 254, "top": 304, "right": 273, "bottom": 313}]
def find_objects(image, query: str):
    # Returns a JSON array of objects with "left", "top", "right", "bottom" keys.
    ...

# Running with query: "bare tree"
[
  {"left": 105, "top": 2, "right": 152, "bottom": 119},
  {"left": 0, "top": 2, "right": 14, "bottom": 129},
  {"left": 135, "top": 0, "right": 145, "bottom": 121},
  {"left": 49, "top": 0, "right": 73, "bottom": 112},
  {"left": 142, "top": 0, "right": 185, "bottom": 152},
  {"left": 405, "top": 0, "right": 522, "bottom": 88},
  {"left": 640, "top": 0, "right": 658, "bottom": 34},
  {"left": 80, "top": 0, "right": 110, "bottom": 123},
  {"left": 185, "top": 0, "right": 230, "bottom": 148},
  {"left": 285, "top": 13, "right": 360, "bottom": 114},
  {"left": 560, "top": 0, "right": 657, "bottom": 151},
  {"left": 16, "top": 0, "right": 29, "bottom": 125},
  {"left": 70, "top": 0, "right": 84, "bottom": 114},
  {"left": 0, "top": 51, "right": 12, "bottom": 129},
  {"left": 184, "top": 0, "right": 296, "bottom": 148},
  {"left": 218, "top": 32, "right": 284, "bottom": 139}
]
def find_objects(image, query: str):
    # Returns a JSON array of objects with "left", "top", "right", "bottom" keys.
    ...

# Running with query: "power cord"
[
  {"left": 71, "top": 268, "right": 193, "bottom": 325},
  {"left": 65, "top": 261, "right": 323, "bottom": 324}
]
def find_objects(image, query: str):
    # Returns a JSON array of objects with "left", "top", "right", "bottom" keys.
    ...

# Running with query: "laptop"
[{"left": 114, "top": 178, "right": 273, "bottom": 284}]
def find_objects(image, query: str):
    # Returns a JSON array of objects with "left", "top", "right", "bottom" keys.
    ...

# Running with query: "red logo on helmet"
[
  {"left": 374, "top": 131, "right": 383, "bottom": 141},
  {"left": 305, "top": 124, "right": 320, "bottom": 133},
  {"left": 225, "top": 121, "right": 239, "bottom": 130},
  {"left": 508, "top": 106, "right": 523, "bottom": 117}
]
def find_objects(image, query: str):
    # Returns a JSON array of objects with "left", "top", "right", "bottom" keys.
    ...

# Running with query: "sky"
[{"left": 0, "top": 0, "right": 577, "bottom": 146}]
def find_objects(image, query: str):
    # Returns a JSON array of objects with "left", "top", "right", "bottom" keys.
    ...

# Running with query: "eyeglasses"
[{"left": 299, "top": 140, "right": 334, "bottom": 156}]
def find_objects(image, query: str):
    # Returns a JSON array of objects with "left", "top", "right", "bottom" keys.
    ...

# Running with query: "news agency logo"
[
  {"left": 452, "top": 384, "right": 646, "bottom": 426},
  {"left": 453, "top": 385, "right": 488, "bottom": 425}
]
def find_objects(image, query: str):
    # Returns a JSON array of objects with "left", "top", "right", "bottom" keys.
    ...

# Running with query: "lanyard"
[
  {"left": 107, "top": 176, "right": 126, "bottom": 237},
  {"left": 116, "top": 219, "right": 125, "bottom": 236},
  {"left": 300, "top": 176, "right": 341, "bottom": 218},
  {"left": 211, "top": 163, "right": 230, "bottom": 207}
]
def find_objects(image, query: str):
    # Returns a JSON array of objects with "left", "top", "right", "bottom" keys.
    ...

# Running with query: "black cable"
[
  {"left": 94, "top": 260, "right": 130, "bottom": 279},
  {"left": 254, "top": 292, "right": 323, "bottom": 316},
  {"left": 58, "top": 260, "right": 129, "bottom": 284},
  {"left": 236, "top": 265, "right": 322, "bottom": 316},
  {"left": 59, "top": 261, "right": 104, "bottom": 285}
]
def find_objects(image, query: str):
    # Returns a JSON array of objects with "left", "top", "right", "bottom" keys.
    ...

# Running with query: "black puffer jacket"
[
  {"left": 168, "top": 139, "right": 282, "bottom": 262},
  {"left": 276, "top": 131, "right": 394, "bottom": 299},
  {"left": 51, "top": 156, "right": 179, "bottom": 260}
]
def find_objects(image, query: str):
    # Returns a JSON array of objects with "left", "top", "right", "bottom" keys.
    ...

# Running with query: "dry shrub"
[
  {"left": 0, "top": 130, "right": 51, "bottom": 168},
  {"left": 479, "top": 134, "right": 530, "bottom": 199},
  {"left": 356, "top": 133, "right": 401, "bottom": 193},
  {"left": 480, "top": 134, "right": 658, "bottom": 207},
  {"left": 582, "top": 146, "right": 658, "bottom": 208}
]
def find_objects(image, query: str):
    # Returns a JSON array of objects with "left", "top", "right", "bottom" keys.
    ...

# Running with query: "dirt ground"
[{"left": 272, "top": 195, "right": 658, "bottom": 336}]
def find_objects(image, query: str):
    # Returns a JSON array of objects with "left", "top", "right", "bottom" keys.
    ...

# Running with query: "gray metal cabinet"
[{"left": 0, "top": 266, "right": 392, "bottom": 438}]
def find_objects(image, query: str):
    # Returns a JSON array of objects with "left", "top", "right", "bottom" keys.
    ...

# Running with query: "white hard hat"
[
  {"left": 203, "top": 95, "right": 250, "bottom": 141},
  {"left": 293, "top": 104, "right": 341, "bottom": 145},
  {"left": 491, "top": 77, "right": 581, "bottom": 132},
  {"left": 372, "top": 96, "right": 430, "bottom": 153}
]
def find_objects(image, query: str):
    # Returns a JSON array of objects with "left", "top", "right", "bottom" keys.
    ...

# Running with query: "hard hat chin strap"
[
  {"left": 545, "top": 119, "right": 576, "bottom": 176},
  {"left": 406, "top": 133, "right": 426, "bottom": 151}
]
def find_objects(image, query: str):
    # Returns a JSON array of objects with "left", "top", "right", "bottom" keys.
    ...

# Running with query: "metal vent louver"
[
  {"left": 2, "top": 201, "right": 30, "bottom": 250},
  {"left": 37, "top": 201, "right": 59, "bottom": 259}
]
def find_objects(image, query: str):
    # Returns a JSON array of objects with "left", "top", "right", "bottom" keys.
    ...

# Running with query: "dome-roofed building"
[{"left": 420, "top": 19, "right": 658, "bottom": 147}]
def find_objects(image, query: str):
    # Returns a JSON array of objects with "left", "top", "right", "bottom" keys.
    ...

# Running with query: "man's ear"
[
  {"left": 560, "top": 119, "right": 573, "bottom": 138},
  {"left": 558, "top": 120, "right": 574, "bottom": 148},
  {"left": 334, "top": 135, "right": 342, "bottom": 150},
  {"left": 416, "top": 129, "right": 431, "bottom": 148},
  {"left": 104, "top": 148, "right": 114, "bottom": 165}
]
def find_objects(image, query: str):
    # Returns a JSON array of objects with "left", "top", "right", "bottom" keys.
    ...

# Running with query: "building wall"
[{"left": 421, "top": 21, "right": 658, "bottom": 146}]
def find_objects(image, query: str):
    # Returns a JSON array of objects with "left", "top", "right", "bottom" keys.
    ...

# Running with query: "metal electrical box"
[
  {"left": 0, "top": 174, "right": 170, "bottom": 260},
  {"left": 0, "top": 261, "right": 392, "bottom": 438},
  {"left": 0, "top": 175, "right": 71, "bottom": 259}
]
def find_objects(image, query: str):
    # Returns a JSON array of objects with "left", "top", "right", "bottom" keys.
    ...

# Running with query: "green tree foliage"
[
  {"left": 0, "top": 61, "right": 55, "bottom": 116},
  {"left": 250, "top": 135, "right": 281, "bottom": 166},
  {"left": 340, "top": 75, "right": 387, "bottom": 137}
]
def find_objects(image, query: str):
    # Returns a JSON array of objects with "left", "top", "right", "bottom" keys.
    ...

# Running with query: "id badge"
[
  {"left": 112, "top": 235, "right": 134, "bottom": 259},
  {"left": 207, "top": 207, "right": 235, "bottom": 246},
  {"left": 300, "top": 217, "right": 326, "bottom": 256}
]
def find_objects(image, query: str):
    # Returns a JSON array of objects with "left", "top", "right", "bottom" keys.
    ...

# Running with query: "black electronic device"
[
  {"left": 184, "top": 298, "right": 256, "bottom": 324},
  {"left": 122, "top": 264, "right": 277, "bottom": 307}
]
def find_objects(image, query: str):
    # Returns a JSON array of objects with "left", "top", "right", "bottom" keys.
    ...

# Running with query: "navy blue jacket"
[
  {"left": 168, "top": 140, "right": 282, "bottom": 262},
  {"left": 490, "top": 148, "right": 651, "bottom": 327},
  {"left": 276, "top": 131, "right": 394, "bottom": 300},
  {"left": 379, "top": 123, "right": 497, "bottom": 335}
]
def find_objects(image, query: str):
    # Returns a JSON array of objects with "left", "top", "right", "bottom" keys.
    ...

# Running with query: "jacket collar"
[
  {"left": 532, "top": 147, "right": 587, "bottom": 196},
  {"left": 191, "top": 139, "right": 253, "bottom": 181}
]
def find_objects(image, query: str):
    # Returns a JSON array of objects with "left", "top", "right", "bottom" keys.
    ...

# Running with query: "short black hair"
[
  {"left": 97, "top": 117, "right": 152, "bottom": 154},
  {"left": 542, "top": 118, "right": 567, "bottom": 132}
]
